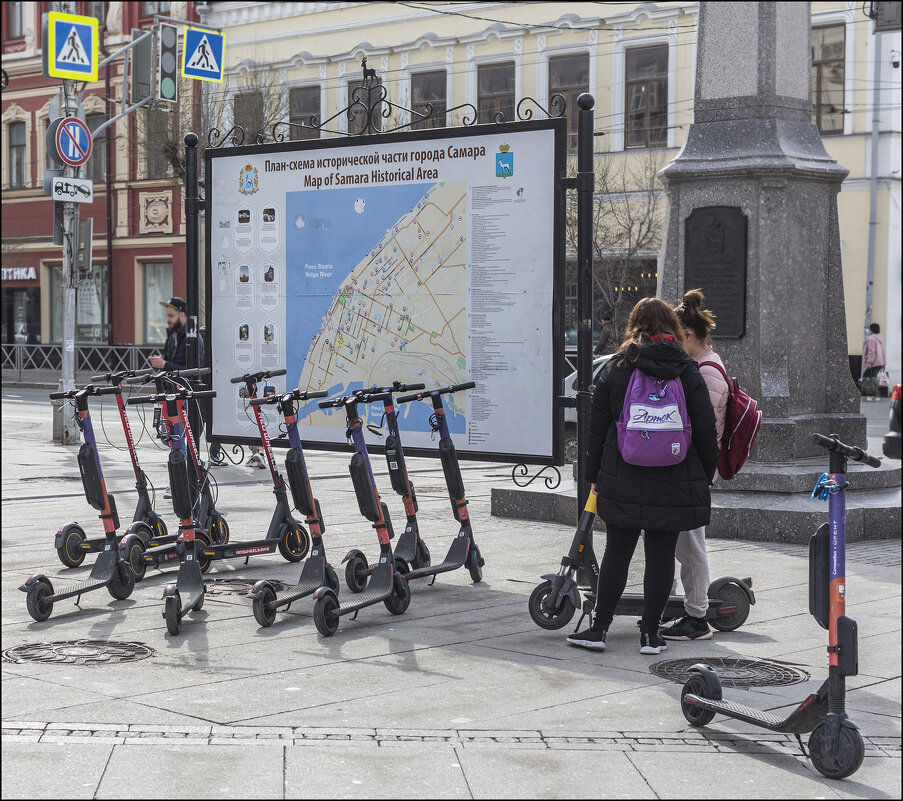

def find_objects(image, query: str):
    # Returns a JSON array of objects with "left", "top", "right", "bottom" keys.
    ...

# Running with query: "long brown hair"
[
  {"left": 616, "top": 297, "right": 686, "bottom": 365},
  {"left": 674, "top": 288, "right": 716, "bottom": 347}
]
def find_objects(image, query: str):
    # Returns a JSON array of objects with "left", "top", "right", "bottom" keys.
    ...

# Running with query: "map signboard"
[{"left": 206, "top": 120, "right": 564, "bottom": 463}]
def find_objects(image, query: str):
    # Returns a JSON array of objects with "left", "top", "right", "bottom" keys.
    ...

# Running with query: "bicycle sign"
[{"left": 55, "top": 117, "right": 93, "bottom": 167}]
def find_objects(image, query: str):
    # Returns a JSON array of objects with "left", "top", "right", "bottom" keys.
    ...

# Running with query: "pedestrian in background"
[
  {"left": 568, "top": 297, "right": 718, "bottom": 655},
  {"left": 862, "top": 323, "right": 887, "bottom": 402},
  {"left": 660, "top": 289, "right": 729, "bottom": 642},
  {"left": 594, "top": 310, "right": 617, "bottom": 356}
]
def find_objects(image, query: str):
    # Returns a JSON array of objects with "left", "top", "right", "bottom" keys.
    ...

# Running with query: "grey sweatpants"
[{"left": 675, "top": 526, "right": 711, "bottom": 618}]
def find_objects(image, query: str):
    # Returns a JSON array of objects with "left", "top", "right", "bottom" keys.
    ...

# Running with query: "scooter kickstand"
[
  {"left": 794, "top": 733, "right": 807, "bottom": 758},
  {"left": 572, "top": 611, "right": 588, "bottom": 633},
  {"left": 428, "top": 574, "right": 437, "bottom": 587}
]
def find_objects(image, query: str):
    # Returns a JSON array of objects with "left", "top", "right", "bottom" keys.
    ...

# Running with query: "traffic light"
[
  {"left": 131, "top": 28, "right": 154, "bottom": 103},
  {"left": 157, "top": 23, "right": 179, "bottom": 104}
]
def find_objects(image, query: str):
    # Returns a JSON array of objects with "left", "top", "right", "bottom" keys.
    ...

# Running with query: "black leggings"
[{"left": 592, "top": 525, "right": 680, "bottom": 633}]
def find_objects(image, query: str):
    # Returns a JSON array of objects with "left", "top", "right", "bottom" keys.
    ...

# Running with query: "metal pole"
[
  {"left": 184, "top": 132, "right": 200, "bottom": 371},
  {"left": 862, "top": 33, "right": 882, "bottom": 373},
  {"left": 575, "top": 93, "right": 595, "bottom": 519},
  {"left": 58, "top": 0, "right": 80, "bottom": 444},
  {"left": 101, "top": 24, "right": 113, "bottom": 347}
]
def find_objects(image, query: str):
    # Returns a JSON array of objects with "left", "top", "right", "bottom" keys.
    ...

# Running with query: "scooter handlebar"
[
  {"left": 398, "top": 380, "right": 476, "bottom": 404},
  {"left": 811, "top": 433, "right": 882, "bottom": 468},
  {"left": 230, "top": 368, "right": 287, "bottom": 384},
  {"left": 49, "top": 391, "right": 70, "bottom": 400},
  {"left": 96, "top": 386, "right": 121, "bottom": 396},
  {"left": 127, "top": 394, "right": 159, "bottom": 405},
  {"left": 128, "top": 389, "right": 216, "bottom": 405}
]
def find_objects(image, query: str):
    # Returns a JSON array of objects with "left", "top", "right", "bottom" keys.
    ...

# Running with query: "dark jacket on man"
[
  {"left": 163, "top": 323, "right": 205, "bottom": 371},
  {"left": 586, "top": 341, "right": 719, "bottom": 532},
  {"left": 594, "top": 321, "right": 617, "bottom": 355}
]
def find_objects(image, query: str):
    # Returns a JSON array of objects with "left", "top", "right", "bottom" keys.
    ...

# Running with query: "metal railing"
[{"left": 1, "top": 343, "right": 160, "bottom": 382}]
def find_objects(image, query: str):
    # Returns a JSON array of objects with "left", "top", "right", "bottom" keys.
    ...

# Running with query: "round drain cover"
[
  {"left": 650, "top": 657, "right": 810, "bottom": 688},
  {"left": 2, "top": 640, "right": 154, "bottom": 666},
  {"left": 203, "top": 578, "right": 287, "bottom": 596}
]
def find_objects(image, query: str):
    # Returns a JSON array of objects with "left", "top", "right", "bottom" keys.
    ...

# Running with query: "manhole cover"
[
  {"left": 203, "top": 578, "right": 288, "bottom": 596},
  {"left": 2, "top": 640, "right": 155, "bottom": 666},
  {"left": 650, "top": 657, "right": 810, "bottom": 688}
]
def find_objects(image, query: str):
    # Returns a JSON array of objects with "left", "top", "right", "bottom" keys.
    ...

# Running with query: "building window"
[
  {"left": 8, "top": 121, "right": 26, "bottom": 187},
  {"left": 289, "top": 86, "right": 320, "bottom": 140},
  {"left": 86, "top": 113, "right": 107, "bottom": 183},
  {"left": 140, "top": 2, "right": 166, "bottom": 18},
  {"left": 478, "top": 62, "right": 515, "bottom": 124},
  {"left": 347, "top": 78, "right": 384, "bottom": 134},
  {"left": 143, "top": 262, "right": 172, "bottom": 344},
  {"left": 143, "top": 108, "right": 171, "bottom": 177},
  {"left": 233, "top": 92, "right": 264, "bottom": 141},
  {"left": 411, "top": 70, "right": 447, "bottom": 129},
  {"left": 549, "top": 54, "right": 589, "bottom": 151},
  {"left": 625, "top": 45, "right": 668, "bottom": 149},
  {"left": 49, "top": 263, "right": 108, "bottom": 343},
  {"left": 812, "top": 24, "right": 845, "bottom": 135},
  {"left": 6, "top": 2, "right": 25, "bottom": 38},
  {"left": 1, "top": 286, "right": 41, "bottom": 344},
  {"left": 84, "top": 1, "right": 106, "bottom": 26}
]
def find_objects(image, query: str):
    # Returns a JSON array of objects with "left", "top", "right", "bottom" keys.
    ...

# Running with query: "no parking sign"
[{"left": 55, "top": 117, "right": 93, "bottom": 167}]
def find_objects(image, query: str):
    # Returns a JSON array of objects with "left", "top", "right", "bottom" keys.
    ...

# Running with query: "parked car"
[
  {"left": 883, "top": 383, "right": 901, "bottom": 460},
  {"left": 14, "top": 322, "right": 27, "bottom": 343},
  {"left": 562, "top": 355, "right": 613, "bottom": 463}
]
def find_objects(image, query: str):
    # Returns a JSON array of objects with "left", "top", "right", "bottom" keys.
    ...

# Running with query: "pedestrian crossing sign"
[
  {"left": 182, "top": 27, "right": 225, "bottom": 83},
  {"left": 45, "top": 12, "right": 98, "bottom": 82}
]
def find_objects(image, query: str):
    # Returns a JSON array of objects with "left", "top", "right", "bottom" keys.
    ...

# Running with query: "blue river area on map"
[{"left": 284, "top": 184, "right": 464, "bottom": 435}]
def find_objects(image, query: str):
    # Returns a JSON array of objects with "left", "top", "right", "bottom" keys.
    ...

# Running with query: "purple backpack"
[{"left": 617, "top": 369, "right": 692, "bottom": 467}]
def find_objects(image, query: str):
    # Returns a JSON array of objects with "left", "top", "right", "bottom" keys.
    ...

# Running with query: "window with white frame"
[
  {"left": 624, "top": 45, "right": 668, "bottom": 149},
  {"left": 143, "top": 262, "right": 172, "bottom": 344},
  {"left": 8, "top": 121, "right": 26, "bottom": 187},
  {"left": 5, "top": 2, "right": 25, "bottom": 39},
  {"left": 549, "top": 54, "right": 589, "bottom": 151},
  {"left": 411, "top": 70, "right": 447, "bottom": 129},
  {"left": 811, "top": 24, "right": 845, "bottom": 135},
  {"left": 347, "top": 77, "right": 384, "bottom": 134},
  {"left": 289, "top": 86, "right": 321, "bottom": 140},
  {"left": 478, "top": 62, "right": 515, "bottom": 124}
]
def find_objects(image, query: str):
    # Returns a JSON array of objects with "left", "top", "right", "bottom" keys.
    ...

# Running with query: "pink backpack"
[{"left": 698, "top": 360, "right": 763, "bottom": 480}]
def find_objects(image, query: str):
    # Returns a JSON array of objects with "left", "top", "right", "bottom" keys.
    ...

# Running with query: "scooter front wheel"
[
  {"left": 384, "top": 573, "right": 411, "bottom": 615},
  {"left": 126, "top": 539, "right": 147, "bottom": 582},
  {"left": 195, "top": 531, "right": 212, "bottom": 574},
  {"left": 314, "top": 594, "right": 340, "bottom": 636},
  {"left": 278, "top": 524, "right": 310, "bottom": 562},
  {"left": 26, "top": 580, "right": 55, "bottom": 622},
  {"left": 809, "top": 722, "right": 865, "bottom": 780},
  {"left": 210, "top": 513, "right": 229, "bottom": 545},
  {"left": 164, "top": 594, "right": 181, "bottom": 635},
  {"left": 253, "top": 585, "right": 278, "bottom": 627},
  {"left": 56, "top": 526, "right": 86, "bottom": 568},
  {"left": 680, "top": 675, "right": 717, "bottom": 727},
  {"left": 466, "top": 547, "right": 483, "bottom": 583},
  {"left": 528, "top": 581, "right": 576, "bottom": 630},
  {"left": 324, "top": 564, "right": 340, "bottom": 595},
  {"left": 108, "top": 561, "right": 136, "bottom": 600},
  {"left": 345, "top": 555, "right": 369, "bottom": 594}
]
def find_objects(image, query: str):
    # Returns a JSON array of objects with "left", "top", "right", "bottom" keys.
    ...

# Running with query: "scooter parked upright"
[
  {"left": 247, "top": 386, "right": 340, "bottom": 627},
  {"left": 127, "top": 381, "right": 218, "bottom": 635},
  {"left": 680, "top": 433, "right": 882, "bottom": 780},
  {"left": 342, "top": 381, "right": 431, "bottom": 593},
  {"left": 310, "top": 390, "right": 412, "bottom": 636},
  {"left": 20, "top": 384, "right": 136, "bottom": 620},
  {"left": 394, "top": 381, "right": 484, "bottom": 584}
]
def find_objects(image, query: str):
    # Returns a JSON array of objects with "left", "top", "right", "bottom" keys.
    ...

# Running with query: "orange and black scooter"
[{"left": 680, "top": 433, "right": 882, "bottom": 780}]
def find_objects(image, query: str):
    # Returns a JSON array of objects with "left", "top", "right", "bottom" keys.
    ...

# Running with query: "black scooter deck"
[
  {"left": 272, "top": 558, "right": 328, "bottom": 605},
  {"left": 685, "top": 691, "right": 827, "bottom": 735},
  {"left": 52, "top": 548, "right": 118, "bottom": 599},
  {"left": 338, "top": 562, "right": 393, "bottom": 614},
  {"left": 176, "top": 560, "right": 205, "bottom": 615},
  {"left": 403, "top": 533, "right": 469, "bottom": 581}
]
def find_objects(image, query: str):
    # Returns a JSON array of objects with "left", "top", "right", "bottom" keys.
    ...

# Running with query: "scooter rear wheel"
[
  {"left": 278, "top": 524, "right": 310, "bottom": 562},
  {"left": 210, "top": 513, "right": 229, "bottom": 545},
  {"left": 57, "top": 526, "right": 86, "bottom": 568},
  {"left": 394, "top": 557, "right": 410, "bottom": 577},
  {"left": 164, "top": 594, "right": 181, "bottom": 635},
  {"left": 108, "top": 561, "right": 136, "bottom": 600},
  {"left": 253, "top": 585, "right": 278, "bottom": 627},
  {"left": 528, "top": 581, "right": 576, "bottom": 630},
  {"left": 26, "top": 580, "right": 54, "bottom": 622},
  {"left": 345, "top": 555, "right": 369, "bottom": 594},
  {"left": 126, "top": 538, "right": 147, "bottom": 582},
  {"left": 195, "top": 531, "right": 212, "bottom": 574},
  {"left": 809, "top": 722, "right": 865, "bottom": 779},
  {"left": 384, "top": 573, "right": 411, "bottom": 615},
  {"left": 680, "top": 675, "right": 717, "bottom": 727},
  {"left": 314, "top": 594, "right": 340, "bottom": 636},
  {"left": 466, "top": 547, "right": 483, "bottom": 583},
  {"left": 411, "top": 540, "right": 431, "bottom": 570},
  {"left": 710, "top": 583, "right": 751, "bottom": 632}
]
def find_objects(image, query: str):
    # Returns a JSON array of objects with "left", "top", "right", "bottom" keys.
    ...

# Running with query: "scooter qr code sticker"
[{"left": 390, "top": 461, "right": 398, "bottom": 470}]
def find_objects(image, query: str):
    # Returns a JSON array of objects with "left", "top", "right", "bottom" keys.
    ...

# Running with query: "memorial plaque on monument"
[{"left": 684, "top": 206, "right": 747, "bottom": 338}]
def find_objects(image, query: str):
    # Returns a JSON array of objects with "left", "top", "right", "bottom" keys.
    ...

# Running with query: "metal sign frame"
[
  {"left": 204, "top": 117, "right": 567, "bottom": 465},
  {"left": 45, "top": 11, "right": 98, "bottom": 82}
]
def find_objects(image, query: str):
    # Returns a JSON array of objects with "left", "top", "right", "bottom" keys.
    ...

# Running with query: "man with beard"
[{"left": 150, "top": 297, "right": 212, "bottom": 494}]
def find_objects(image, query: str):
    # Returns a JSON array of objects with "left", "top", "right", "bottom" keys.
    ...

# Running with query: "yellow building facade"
[{"left": 201, "top": 1, "right": 902, "bottom": 375}]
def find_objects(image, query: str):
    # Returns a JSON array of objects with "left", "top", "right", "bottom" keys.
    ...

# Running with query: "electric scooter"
[
  {"left": 342, "top": 381, "right": 432, "bottom": 593},
  {"left": 679, "top": 433, "right": 881, "bottom": 780},
  {"left": 20, "top": 384, "right": 136, "bottom": 620},
  {"left": 529, "top": 490, "right": 755, "bottom": 633},
  {"left": 127, "top": 382, "right": 218, "bottom": 634},
  {"left": 121, "top": 368, "right": 229, "bottom": 573},
  {"left": 54, "top": 367, "right": 173, "bottom": 580},
  {"left": 246, "top": 386, "right": 340, "bottom": 627},
  {"left": 394, "top": 381, "right": 484, "bottom": 584},
  {"left": 310, "top": 391, "right": 412, "bottom": 636}
]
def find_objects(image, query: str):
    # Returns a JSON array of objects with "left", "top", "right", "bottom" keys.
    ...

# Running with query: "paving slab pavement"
[{"left": 2, "top": 388, "right": 900, "bottom": 798}]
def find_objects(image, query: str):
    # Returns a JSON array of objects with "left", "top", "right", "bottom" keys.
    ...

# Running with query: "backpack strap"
[{"left": 698, "top": 360, "right": 732, "bottom": 393}]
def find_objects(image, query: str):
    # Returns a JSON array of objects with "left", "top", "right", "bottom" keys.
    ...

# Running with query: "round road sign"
[{"left": 55, "top": 116, "right": 92, "bottom": 167}]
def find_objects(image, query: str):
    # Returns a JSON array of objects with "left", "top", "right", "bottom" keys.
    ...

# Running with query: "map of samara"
[{"left": 286, "top": 182, "right": 468, "bottom": 432}]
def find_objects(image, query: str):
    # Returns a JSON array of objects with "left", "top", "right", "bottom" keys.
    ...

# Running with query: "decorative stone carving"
[{"left": 139, "top": 191, "right": 172, "bottom": 235}]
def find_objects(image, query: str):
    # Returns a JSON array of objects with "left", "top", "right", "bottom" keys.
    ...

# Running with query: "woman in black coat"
[{"left": 567, "top": 297, "right": 718, "bottom": 655}]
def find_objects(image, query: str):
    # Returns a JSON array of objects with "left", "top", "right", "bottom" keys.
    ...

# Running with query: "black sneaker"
[
  {"left": 567, "top": 628, "right": 607, "bottom": 650},
  {"left": 639, "top": 631, "right": 668, "bottom": 655},
  {"left": 660, "top": 616, "right": 713, "bottom": 641}
]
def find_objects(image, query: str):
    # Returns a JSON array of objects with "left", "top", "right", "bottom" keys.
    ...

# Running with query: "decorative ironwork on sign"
[
  {"left": 207, "top": 58, "right": 567, "bottom": 148},
  {"left": 511, "top": 463, "right": 562, "bottom": 490}
]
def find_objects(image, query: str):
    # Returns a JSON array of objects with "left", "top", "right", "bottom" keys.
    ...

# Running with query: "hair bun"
[{"left": 682, "top": 288, "right": 704, "bottom": 311}]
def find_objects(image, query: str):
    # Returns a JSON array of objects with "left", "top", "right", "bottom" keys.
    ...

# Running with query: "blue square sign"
[
  {"left": 47, "top": 12, "right": 98, "bottom": 82},
  {"left": 182, "top": 27, "right": 225, "bottom": 83}
]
